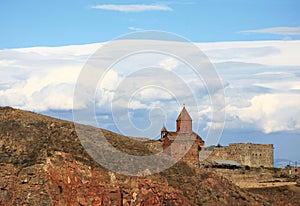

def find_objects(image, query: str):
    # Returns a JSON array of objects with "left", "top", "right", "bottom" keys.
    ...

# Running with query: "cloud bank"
[{"left": 0, "top": 40, "right": 300, "bottom": 137}]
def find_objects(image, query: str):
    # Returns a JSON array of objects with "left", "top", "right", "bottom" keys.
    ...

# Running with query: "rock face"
[
  {"left": 0, "top": 152, "right": 192, "bottom": 205},
  {"left": 0, "top": 106, "right": 289, "bottom": 205}
]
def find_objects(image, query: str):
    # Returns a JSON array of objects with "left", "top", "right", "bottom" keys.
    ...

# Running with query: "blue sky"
[
  {"left": 1, "top": 0, "right": 300, "bottom": 49},
  {"left": 0, "top": 1, "right": 300, "bottom": 163}
]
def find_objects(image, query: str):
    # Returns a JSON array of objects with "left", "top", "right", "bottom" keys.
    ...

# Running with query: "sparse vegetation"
[{"left": 0, "top": 106, "right": 299, "bottom": 205}]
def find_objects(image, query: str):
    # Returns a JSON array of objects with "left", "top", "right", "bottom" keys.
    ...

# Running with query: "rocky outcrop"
[
  {"left": 0, "top": 151, "right": 192, "bottom": 205},
  {"left": 0, "top": 106, "right": 292, "bottom": 205}
]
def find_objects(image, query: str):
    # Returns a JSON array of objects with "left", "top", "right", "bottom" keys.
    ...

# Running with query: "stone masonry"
[
  {"left": 160, "top": 107, "right": 205, "bottom": 163},
  {"left": 207, "top": 143, "right": 274, "bottom": 168}
]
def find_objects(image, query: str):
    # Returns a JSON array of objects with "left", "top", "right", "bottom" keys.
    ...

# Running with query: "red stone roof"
[{"left": 176, "top": 106, "right": 192, "bottom": 121}]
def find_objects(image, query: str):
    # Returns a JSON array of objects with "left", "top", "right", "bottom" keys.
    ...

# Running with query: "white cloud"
[
  {"left": 98, "top": 70, "right": 121, "bottom": 91},
  {"left": 1, "top": 40, "right": 300, "bottom": 135},
  {"left": 227, "top": 94, "right": 300, "bottom": 133},
  {"left": 0, "top": 45, "right": 95, "bottom": 112},
  {"left": 0, "top": 66, "right": 82, "bottom": 112},
  {"left": 91, "top": 4, "right": 172, "bottom": 12},
  {"left": 128, "top": 27, "right": 144, "bottom": 31},
  {"left": 159, "top": 58, "right": 179, "bottom": 71},
  {"left": 240, "top": 27, "right": 300, "bottom": 35},
  {"left": 198, "top": 40, "right": 300, "bottom": 66},
  {"left": 30, "top": 83, "right": 75, "bottom": 111},
  {"left": 128, "top": 100, "right": 149, "bottom": 110}
]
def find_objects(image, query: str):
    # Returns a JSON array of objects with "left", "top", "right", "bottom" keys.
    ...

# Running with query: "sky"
[
  {"left": 0, "top": 0, "right": 300, "bottom": 163},
  {"left": 1, "top": 0, "right": 300, "bottom": 48}
]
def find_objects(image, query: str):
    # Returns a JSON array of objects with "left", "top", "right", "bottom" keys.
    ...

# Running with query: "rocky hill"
[{"left": 0, "top": 106, "right": 295, "bottom": 205}]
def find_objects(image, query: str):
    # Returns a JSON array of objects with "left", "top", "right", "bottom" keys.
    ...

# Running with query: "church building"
[{"left": 160, "top": 106, "right": 205, "bottom": 163}]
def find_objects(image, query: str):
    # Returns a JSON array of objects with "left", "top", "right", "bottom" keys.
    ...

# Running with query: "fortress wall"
[{"left": 207, "top": 143, "right": 274, "bottom": 168}]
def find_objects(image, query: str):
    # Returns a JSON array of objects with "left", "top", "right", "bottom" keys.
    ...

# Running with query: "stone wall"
[
  {"left": 207, "top": 143, "right": 274, "bottom": 168},
  {"left": 162, "top": 134, "right": 204, "bottom": 164}
]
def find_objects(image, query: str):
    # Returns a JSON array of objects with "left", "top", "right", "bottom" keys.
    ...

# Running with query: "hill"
[{"left": 0, "top": 106, "right": 293, "bottom": 205}]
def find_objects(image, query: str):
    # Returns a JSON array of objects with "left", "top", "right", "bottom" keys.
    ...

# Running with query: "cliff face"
[
  {"left": 0, "top": 106, "right": 271, "bottom": 205},
  {"left": 0, "top": 151, "right": 193, "bottom": 205}
]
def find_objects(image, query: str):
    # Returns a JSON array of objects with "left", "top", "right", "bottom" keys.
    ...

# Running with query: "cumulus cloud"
[
  {"left": 240, "top": 27, "right": 300, "bottom": 35},
  {"left": 0, "top": 66, "right": 82, "bottom": 112},
  {"left": 226, "top": 94, "right": 300, "bottom": 133},
  {"left": 0, "top": 44, "right": 101, "bottom": 112},
  {"left": 159, "top": 58, "right": 179, "bottom": 71},
  {"left": 1, "top": 40, "right": 300, "bottom": 136},
  {"left": 222, "top": 69, "right": 300, "bottom": 134},
  {"left": 91, "top": 4, "right": 172, "bottom": 12}
]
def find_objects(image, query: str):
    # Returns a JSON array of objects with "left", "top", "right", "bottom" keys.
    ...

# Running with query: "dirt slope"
[{"left": 0, "top": 106, "right": 288, "bottom": 205}]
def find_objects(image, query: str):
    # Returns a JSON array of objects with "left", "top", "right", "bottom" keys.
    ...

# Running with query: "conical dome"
[{"left": 176, "top": 106, "right": 192, "bottom": 121}]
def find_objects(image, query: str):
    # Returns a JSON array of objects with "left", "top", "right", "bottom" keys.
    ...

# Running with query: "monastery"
[
  {"left": 160, "top": 106, "right": 205, "bottom": 163},
  {"left": 159, "top": 106, "right": 274, "bottom": 168}
]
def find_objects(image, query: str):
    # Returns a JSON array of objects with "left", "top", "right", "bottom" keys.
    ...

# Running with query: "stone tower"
[
  {"left": 160, "top": 106, "right": 204, "bottom": 163},
  {"left": 176, "top": 106, "right": 192, "bottom": 133}
]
